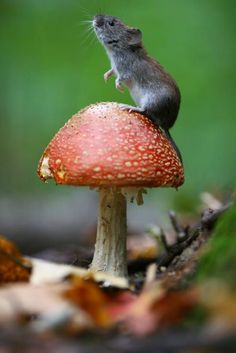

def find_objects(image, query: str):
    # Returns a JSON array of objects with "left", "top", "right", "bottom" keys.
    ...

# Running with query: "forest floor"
[{"left": 0, "top": 195, "right": 236, "bottom": 353}]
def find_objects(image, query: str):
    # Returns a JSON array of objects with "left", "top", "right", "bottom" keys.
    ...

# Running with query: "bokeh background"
[{"left": 0, "top": 0, "right": 235, "bottom": 252}]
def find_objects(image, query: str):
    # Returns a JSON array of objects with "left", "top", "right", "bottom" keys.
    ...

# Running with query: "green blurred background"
[{"left": 0, "top": 0, "right": 235, "bottom": 250}]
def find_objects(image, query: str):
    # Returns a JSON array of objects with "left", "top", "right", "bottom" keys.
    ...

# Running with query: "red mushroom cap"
[{"left": 38, "top": 102, "right": 184, "bottom": 188}]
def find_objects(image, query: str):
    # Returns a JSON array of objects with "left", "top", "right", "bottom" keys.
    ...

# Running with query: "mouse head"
[{"left": 93, "top": 14, "right": 142, "bottom": 50}]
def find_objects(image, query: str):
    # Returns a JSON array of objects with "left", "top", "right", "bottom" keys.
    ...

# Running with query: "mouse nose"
[{"left": 93, "top": 15, "right": 104, "bottom": 27}]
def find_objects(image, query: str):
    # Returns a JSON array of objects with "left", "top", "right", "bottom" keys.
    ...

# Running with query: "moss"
[{"left": 196, "top": 205, "right": 236, "bottom": 289}]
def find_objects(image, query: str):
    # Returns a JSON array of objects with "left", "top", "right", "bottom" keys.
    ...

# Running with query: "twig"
[
  {"left": 201, "top": 202, "right": 233, "bottom": 229},
  {"left": 169, "top": 210, "right": 186, "bottom": 240},
  {"left": 160, "top": 228, "right": 169, "bottom": 251},
  {"left": 157, "top": 202, "right": 233, "bottom": 271}
]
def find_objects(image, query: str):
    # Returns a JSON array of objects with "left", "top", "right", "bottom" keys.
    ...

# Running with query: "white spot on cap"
[
  {"left": 93, "top": 166, "right": 101, "bottom": 172},
  {"left": 138, "top": 146, "right": 145, "bottom": 151},
  {"left": 117, "top": 173, "right": 125, "bottom": 179},
  {"left": 125, "top": 161, "right": 132, "bottom": 167}
]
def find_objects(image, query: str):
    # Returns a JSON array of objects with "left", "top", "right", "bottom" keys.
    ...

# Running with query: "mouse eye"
[{"left": 108, "top": 21, "right": 115, "bottom": 26}]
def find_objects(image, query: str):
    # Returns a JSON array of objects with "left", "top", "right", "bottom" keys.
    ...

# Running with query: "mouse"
[{"left": 92, "top": 14, "right": 183, "bottom": 163}]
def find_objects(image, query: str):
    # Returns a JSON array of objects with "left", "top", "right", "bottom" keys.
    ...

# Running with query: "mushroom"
[{"left": 38, "top": 102, "right": 184, "bottom": 278}]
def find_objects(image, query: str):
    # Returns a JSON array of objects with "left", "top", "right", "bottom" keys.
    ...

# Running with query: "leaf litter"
[{"left": 0, "top": 199, "right": 235, "bottom": 350}]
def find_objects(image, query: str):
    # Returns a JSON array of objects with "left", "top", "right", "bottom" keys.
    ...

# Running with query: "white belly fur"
[{"left": 130, "top": 84, "right": 152, "bottom": 109}]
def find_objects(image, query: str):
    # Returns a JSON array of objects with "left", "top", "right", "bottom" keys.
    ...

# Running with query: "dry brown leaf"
[
  {"left": 0, "top": 281, "right": 97, "bottom": 334},
  {"left": 0, "top": 283, "right": 70, "bottom": 323},
  {"left": 127, "top": 234, "right": 158, "bottom": 261},
  {"left": 64, "top": 276, "right": 114, "bottom": 328},
  {"left": 109, "top": 283, "right": 197, "bottom": 336},
  {"left": 29, "top": 258, "right": 129, "bottom": 288},
  {"left": 62, "top": 267, "right": 196, "bottom": 336},
  {"left": 0, "top": 237, "right": 197, "bottom": 336},
  {"left": 0, "top": 236, "right": 32, "bottom": 284}
]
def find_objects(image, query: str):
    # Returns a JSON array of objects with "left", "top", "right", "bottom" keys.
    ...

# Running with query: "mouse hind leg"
[{"left": 119, "top": 104, "right": 145, "bottom": 114}]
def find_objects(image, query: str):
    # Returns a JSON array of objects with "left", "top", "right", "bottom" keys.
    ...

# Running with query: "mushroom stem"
[{"left": 90, "top": 186, "right": 128, "bottom": 278}]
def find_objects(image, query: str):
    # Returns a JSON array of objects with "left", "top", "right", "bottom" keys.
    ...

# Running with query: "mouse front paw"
[
  {"left": 115, "top": 78, "right": 124, "bottom": 92},
  {"left": 104, "top": 69, "right": 114, "bottom": 82}
]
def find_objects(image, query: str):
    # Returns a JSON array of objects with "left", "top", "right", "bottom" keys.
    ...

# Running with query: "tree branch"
[{"left": 157, "top": 203, "right": 233, "bottom": 271}]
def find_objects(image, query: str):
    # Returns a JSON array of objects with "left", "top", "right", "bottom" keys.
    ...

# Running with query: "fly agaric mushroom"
[{"left": 38, "top": 102, "right": 184, "bottom": 278}]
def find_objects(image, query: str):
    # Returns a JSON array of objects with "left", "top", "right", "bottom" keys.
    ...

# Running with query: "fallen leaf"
[
  {"left": 64, "top": 276, "right": 112, "bottom": 328},
  {"left": 0, "top": 237, "right": 198, "bottom": 337},
  {"left": 109, "top": 282, "right": 197, "bottom": 336},
  {"left": 29, "top": 258, "right": 129, "bottom": 288},
  {"left": 0, "top": 283, "right": 73, "bottom": 325},
  {"left": 127, "top": 234, "right": 158, "bottom": 261},
  {"left": 62, "top": 266, "right": 196, "bottom": 336},
  {"left": 0, "top": 236, "right": 32, "bottom": 284}
]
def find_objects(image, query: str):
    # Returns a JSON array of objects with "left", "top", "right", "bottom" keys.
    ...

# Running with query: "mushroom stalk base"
[{"left": 90, "top": 187, "right": 127, "bottom": 278}]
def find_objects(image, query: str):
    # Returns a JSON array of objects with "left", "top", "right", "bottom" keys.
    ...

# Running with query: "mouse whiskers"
[{"left": 80, "top": 21, "right": 96, "bottom": 48}]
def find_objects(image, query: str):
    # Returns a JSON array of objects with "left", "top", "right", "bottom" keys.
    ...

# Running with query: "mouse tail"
[
  {"left": 140, "top": 109, "right": 183, "bottom": 164},
  {"left": 164, "top": 130, "right": 183, "bottom": 164}
]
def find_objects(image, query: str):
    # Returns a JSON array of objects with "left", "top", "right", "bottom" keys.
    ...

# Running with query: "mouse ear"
[{"left": 128, "top": 28, "right": 142, "bottom": 45}]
